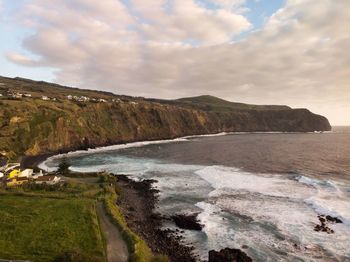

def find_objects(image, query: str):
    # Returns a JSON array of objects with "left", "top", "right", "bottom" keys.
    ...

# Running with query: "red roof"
[{"left": 36, "top": 175, "right": 57, "bottom": 182}]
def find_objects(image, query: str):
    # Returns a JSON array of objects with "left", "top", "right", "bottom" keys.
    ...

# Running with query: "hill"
[
  {"left": 175, "top": 95, "right": 291, "bottom": 112},
  {"left": 0, "top": 76, "right": 331, "bottom": 162}
]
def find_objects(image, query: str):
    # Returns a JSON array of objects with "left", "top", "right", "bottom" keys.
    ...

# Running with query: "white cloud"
[
  {"left": 6, "top": 0, "right": 350, "bottom": 124},
  {"left": 6, "top": 53, "right": 37, "bottom": 66}
]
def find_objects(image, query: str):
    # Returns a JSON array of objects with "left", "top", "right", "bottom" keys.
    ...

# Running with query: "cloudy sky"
[{"left": 0, "top": 0, "right": 349, "bottom": 125}]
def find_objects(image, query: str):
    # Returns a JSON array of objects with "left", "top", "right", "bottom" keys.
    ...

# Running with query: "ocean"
[{"left": 40, "top": 127, "right": 350, "bottom": 261}]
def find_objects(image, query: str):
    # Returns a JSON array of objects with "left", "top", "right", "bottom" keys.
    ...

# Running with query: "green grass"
[
  {"left": 0, "top": 175, "right": 167, "bottom": 262},
  {"left": 177, "top": 95, "right": 291, "bottom": 112},
  {"left": 0, "top": 195, "right": 105, "bottom": 262}
]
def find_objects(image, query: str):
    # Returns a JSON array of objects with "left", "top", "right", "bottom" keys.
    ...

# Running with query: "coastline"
[
  {"left": 115, "top": 175, "right": 198, "bottom": 261},
  {"left": 26, "top": 130, "right": 333, "bottom": 170}
]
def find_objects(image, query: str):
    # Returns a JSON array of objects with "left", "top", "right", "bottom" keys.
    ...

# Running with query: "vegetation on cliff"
[{"left": 0, "top": 76, "right": 331, "bottom": 161}]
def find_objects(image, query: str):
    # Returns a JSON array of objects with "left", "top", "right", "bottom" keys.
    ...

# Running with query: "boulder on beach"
[
  {"left": 171, "top": 214, "right": 204, "bottom": 231},
  {"left": 208, "top": 248, "right": 252, "bottom": 262}
]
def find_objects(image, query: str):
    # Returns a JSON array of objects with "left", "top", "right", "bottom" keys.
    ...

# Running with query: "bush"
[{"left": 57, "top": 157, "right": 71, "bottom": 176}]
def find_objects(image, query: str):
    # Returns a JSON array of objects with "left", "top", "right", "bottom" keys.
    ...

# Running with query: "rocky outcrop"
[
  {"left": 208, "top": 248, "right": 252, "bottom": 262},
  {"left": 171, "top": 214, "right": 204, "bottom": 231},
  {"left": 314, "top": 214, "right": 343, "bottom": 234}
]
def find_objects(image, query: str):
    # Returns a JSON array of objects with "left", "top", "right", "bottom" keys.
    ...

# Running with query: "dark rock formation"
[
  {"left": 115, "top": 175, "right": 197, "bottom": 262},
  {"left": 325, "top": 215, "right": 342, "bottom": 223},
  {"left": 208, "top": 248, "right": 252, "bottom": 262},
  {"left": 314, "top": 215, "right": 342, "bottom": 234},
  {"left": 171, "top": 214, "right": 204, "bottom": 231}
]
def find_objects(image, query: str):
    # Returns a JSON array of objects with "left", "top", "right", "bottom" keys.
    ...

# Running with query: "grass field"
[{"left": 0, "top": 195, "right": 105, "bottom": 262}]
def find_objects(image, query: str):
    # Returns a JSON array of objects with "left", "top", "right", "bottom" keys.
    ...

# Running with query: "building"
[
  {"left": 19, "top": 169, "right": 34, "bottom": 178},
  {"left": 8, "top": 169, "right": 21, "bottom": 179},
  {"left": 42, "top": 96, "right": 50, "bottom": 101},
  {"left": 7, "top": 177, "right": 29, "bottom": 187},
  {"left": 35, "top": 175, "right": 61, "bottom": 185},
  {"left": 32, "top": 170, "right": 44, "bottom": 179}
]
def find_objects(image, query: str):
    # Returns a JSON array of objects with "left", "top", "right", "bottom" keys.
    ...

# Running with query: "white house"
[
  {"left": 19, "top": 169, "right": 34, "bottom": 178},
  {"left": 35, "top": 175, "right": 61, "bottom": 185},
  {"left": 42, "top": 96, "right": 50, "bottom": 101},
  {"left": 32, "top": 170, "right": 44, "bottom": 179}
]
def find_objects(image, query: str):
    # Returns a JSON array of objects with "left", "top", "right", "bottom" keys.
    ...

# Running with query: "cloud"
[
  {"left": 6, "top": 0, "right": 350, "bottom": 124},
  {"left": 6, "top": 53, "right": 37, "bottom": 66}
]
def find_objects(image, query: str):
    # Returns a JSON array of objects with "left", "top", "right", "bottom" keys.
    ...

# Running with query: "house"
[
  {"left": 35, "top": 175, "right": 61, "bottom": 185},
  {"left": 7, "top": 177, "right": 29, "bottom": 187},
  {"left": 4, "top": 163, "right": 20, "bottom": 174},
  {"left": 67, "top": 95, "right": 73, "bottom": 100},
  {"left": 32, "top": 170, "right": 44, "bottom": 179},
  {"left": 24, "top": 93, "right": 32, "bottom": 97},
  {"left": 98, "top": 98, "right": 107, "bottom": 103},
  {"left": 0, "top": 172, "right": 4, "bottom": 178},
  {"left": 42, "top": 96, "right": 50, "bottom": 101},
  {"left": 8, "top": 169, "right": 21, "bottom": 179},
  {"left": 19, "top": 169, "right": 34, "bottom": 178},
  {"left": 12, "top": 93, "right": 23, "bottom": 98}
]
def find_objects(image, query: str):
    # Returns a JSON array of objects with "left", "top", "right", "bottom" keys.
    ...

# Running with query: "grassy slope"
[
  {"left": 0, "top": 175, "right": 167, "bottom": 262},
  {"left": 0, "top": 196, "right": 105, "bottom": 262},
  {"left": 176, "top": 95, "right": 291, "bottom": 111}
]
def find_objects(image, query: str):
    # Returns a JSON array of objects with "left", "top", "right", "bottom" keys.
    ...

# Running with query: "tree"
[{"left": 57, "top": 157, "right": 71, "bottom": 176}]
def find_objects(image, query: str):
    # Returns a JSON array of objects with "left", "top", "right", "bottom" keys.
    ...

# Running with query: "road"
[{"left": 97, "top": 203, "right": 129, "bottom": 262}]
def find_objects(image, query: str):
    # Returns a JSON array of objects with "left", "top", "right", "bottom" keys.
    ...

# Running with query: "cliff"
[{"left": 0, "top": 76, "right": 331, "bottom": 161}]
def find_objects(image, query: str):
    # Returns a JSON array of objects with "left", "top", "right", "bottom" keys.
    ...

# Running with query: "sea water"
[{"left": 40, "top": 127, "right": 350, "bottom": 261}]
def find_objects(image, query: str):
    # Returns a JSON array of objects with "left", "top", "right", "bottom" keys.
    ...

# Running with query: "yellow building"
[
  {"left": 7, "top": 177, "right": 29, "bottom": 187},
  {"left": 8, "top": 169, "right": 20, "bottom": 179}
]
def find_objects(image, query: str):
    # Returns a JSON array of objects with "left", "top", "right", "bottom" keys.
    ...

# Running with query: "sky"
[{"left": 0, "top": 0, "right": 349, "bottom": 125}]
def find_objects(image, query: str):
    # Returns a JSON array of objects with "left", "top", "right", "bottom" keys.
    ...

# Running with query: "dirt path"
[{"left": 97, "top": 203, "right": 129, "bottom": 262}]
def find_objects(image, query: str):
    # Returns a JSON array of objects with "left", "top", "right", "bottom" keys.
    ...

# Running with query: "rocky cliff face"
[{"left": 0, "top": 76, "right": 331, "bottom": 161}]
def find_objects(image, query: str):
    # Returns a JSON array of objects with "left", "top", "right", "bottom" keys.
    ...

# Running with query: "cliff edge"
[{"left": 0, "top": 76, "right": 331, "bottom": 161}]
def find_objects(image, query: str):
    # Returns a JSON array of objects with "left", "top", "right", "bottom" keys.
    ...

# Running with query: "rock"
[
  {"left": 325, "top": 215, "right": 342, "bottom": 223},
  {"left": 171, "top": 214, "right": 204, "bottom": 231},
  {"left": 314, "top": 214, "right": 341, "bottom": 234},
  {"left": 208, "top": 248, "right": 252, "bottom": 262}
]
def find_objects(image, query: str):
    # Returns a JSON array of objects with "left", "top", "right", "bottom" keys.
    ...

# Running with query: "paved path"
[{"left": 97, "top": 203, "right": 129, "bottom": 262}]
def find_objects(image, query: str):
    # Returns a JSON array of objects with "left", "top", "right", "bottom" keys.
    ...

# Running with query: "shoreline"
[
  {"left": 24, "top": 130, "right": 334, "bottom": 170},
  {"left": 114, "top": 174, "right": 253, "bottom": 262},
  {"left": 115, "top": 174, "right": 198, "bottom": 261}
]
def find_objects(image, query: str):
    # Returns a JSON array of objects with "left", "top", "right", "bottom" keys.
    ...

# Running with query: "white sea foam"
[
  {"left": 192, "top": 165, "right": 350, "bottom": 259},
  {"left": 295, "top": 175, "right": 350, "bottom": 225},
  {"left": 195, "top": 165, "right": 315, "bottom": 199}
]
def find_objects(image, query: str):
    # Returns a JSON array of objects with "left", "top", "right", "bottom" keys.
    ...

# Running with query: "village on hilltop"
[{"left": 0, "top": 80, "right": 141, "bottom": 105}]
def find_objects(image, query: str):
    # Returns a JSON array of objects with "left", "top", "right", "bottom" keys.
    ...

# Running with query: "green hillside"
[
  {"left": 0, "top": 76, "right": 331, "bottom": 162},
  {"left": 176, "top": 95, "right": 291, "bottom": 112}
]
